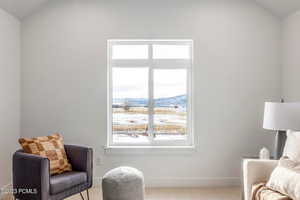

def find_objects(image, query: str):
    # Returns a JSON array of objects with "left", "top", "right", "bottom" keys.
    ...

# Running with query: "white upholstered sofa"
[
  {"left": 243, "top": 159, "right": 278, "bottom": 200},
  {"left": 242, "top": 130, "right": 300, "bottom": 200}
]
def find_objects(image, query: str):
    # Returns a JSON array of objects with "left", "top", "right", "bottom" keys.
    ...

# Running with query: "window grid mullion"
[{"left": 148, "top": 44, "right": 154, "bottom": 142}]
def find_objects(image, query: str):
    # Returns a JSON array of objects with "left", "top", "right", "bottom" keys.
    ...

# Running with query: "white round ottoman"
[{"left": 102, "top": 167, "right": 145, "bottom": 200}]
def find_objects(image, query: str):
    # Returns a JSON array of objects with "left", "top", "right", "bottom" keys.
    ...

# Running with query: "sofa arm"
[
  {"left": 243, "top": 159, "right": 278, "bottom": 200},
  {"left": 64, "top": 145, "right": 93, "bottom": 186},
  {"left": 13, "top": 151, "right": 50, "bottom": 200}
]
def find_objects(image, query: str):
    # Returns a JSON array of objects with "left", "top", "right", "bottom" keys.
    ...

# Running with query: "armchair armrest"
[
  {"left": 64, "top": 145, "right": 93, "bottom": 187},
  {"left": 243, "top": 159, "right": 278, "bottom": 200},
  {"left": 13, "top": 151, "right": 50, "bottom": 200}
]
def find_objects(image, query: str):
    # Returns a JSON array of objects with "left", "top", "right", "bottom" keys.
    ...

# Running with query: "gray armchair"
[{"left": 13, "top": 145, "right": 93, "bottom": 200}]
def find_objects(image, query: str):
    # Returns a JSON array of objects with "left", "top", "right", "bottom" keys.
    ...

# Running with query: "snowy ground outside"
[{"left": 112, "top": 107, "right": 187, "bottom": 142}]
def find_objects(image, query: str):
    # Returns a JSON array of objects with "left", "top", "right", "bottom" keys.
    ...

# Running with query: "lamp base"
[{"left": 274, "top": 130, "right": 287, "bottom": 159}]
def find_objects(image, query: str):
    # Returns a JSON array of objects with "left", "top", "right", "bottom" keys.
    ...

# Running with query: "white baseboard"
[
  {"left": 93, "top": 177, "right": 240, "bottom": 188},
  {"left": 93, "top": 177, "right": 102, "bottom": 187},
  {"left": 145, "top": 177, "right": 240, "bottom": 187}
]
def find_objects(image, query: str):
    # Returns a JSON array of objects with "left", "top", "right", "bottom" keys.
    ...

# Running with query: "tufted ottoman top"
[{"left": 103, "top": 167, "right": 144, "bottom": 183}]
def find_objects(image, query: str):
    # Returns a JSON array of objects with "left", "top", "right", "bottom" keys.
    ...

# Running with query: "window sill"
[{"left": 104, "top": 145, "right": 197, "bottom": 155}]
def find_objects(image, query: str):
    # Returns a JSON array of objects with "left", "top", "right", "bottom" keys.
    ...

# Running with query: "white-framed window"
[{"left": 107, "top": 40, "right": 193, "bottom": 147}]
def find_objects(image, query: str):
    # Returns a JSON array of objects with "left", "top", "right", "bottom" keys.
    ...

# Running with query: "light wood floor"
[{"left": 66, "top": 187, "right": 241, "bottom": 200}]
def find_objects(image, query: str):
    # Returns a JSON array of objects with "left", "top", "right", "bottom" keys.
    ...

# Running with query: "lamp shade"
[{"left": 263, "top": 102, "right": 300, "bottom": 131}]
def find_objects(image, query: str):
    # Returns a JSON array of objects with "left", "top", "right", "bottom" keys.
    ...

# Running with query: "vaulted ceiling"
[
  {"left": 255, "top": 0, "right": 300, "bottom": 18},
  {"left": 0, "top": 0, "right": 48, "bottom": 19},
  {"left": 0, "top": 0, "right": 299, "bottom": 19}
]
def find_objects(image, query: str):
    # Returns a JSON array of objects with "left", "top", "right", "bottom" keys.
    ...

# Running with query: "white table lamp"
[{"left": 263, "top": 102, "right": 300, "bottom": 159}]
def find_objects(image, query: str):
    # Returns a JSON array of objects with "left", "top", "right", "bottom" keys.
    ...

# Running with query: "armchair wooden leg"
[
  {"left": 87, "top": 189, "right": 90, "bottom": 200},
  {"left": 80, "top": 192, "right": 85, "bottom": 200},
  {"left": 79, "top": 190, "right": 89, "bottom": 200}
]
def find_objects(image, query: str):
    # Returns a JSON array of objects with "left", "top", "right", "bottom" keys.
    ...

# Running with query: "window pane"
[
  {"left": 153, "top": 69, "right": 187, "bottom": 139},
  {"left": 112, "top": 45, "right": 148, "bottom": 59},
  {"left": 112, "top": 68, "right": 149, "bottom": 143},
  {"left": 153, "top": 45, "right": 190, "bottom": 59}
]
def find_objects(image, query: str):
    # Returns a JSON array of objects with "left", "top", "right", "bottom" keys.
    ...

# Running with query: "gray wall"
[
  {"left": 21, "top": 0, "right": 281, "bottom": 186},
  {"left": 282, "top": 11, "right": 300, "bottom": 101},
  {"left": 0, "top": 8, "right": 20, "bottom": 187}
]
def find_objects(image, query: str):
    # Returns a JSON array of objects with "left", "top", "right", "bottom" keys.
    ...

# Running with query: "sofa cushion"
[
  {"left": 283, "top": 130, "right": 300, "bottom": 162},
  {"left": 50, "top": 171, "right": 87, "bottom": 194},
  {"left": 18, "top": 133, "right": 72, "bottom": 175},
  {"left": 266, "top": 158, "right": 300, "bottom": 200}
]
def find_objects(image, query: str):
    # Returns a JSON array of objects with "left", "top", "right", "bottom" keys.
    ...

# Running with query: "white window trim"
[{"left": 107, "top": 39, "right": 194, "bottom": 148}]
